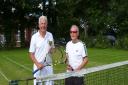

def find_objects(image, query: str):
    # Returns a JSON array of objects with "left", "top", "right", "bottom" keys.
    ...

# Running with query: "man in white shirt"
[
  {"left": 29, "top": 15, "right": 55, "bottom": 85},
  {"left": 65, "top": 25, "right": 88, "bottom": 85}
]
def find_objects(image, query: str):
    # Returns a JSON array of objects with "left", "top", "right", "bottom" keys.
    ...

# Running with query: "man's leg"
[
  {"left": 35, "top": 80, "right": 42, "bottom": 85},
  {"left": 73, "top": 77, "right": 84, "bottom": 85},
  {"left": 34, "top": 70, "right": 43, "bottom": 85},
  {"left": 33, "top": 65, "right": 43, "bottom": 85},
  {"left": 65, "top": 77, "right": 74, "bottom": 85},
  {"left": 44, "top": 66, "right": 54, "bottom": 85}
]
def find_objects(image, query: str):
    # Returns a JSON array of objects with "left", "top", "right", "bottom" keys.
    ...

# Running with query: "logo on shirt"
[
  {"left": 76, "top": 50, "right": 78, "bottom": 52},
  {"left": 48, "top": 41, "right": 52, "bottom": 46}
]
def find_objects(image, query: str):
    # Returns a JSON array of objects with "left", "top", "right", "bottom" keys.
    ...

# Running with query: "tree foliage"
[{"left": 0, "top": 0, "right": 128, "bottom": 48}]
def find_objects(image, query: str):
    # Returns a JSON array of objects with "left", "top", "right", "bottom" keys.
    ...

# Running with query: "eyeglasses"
[{"left": 70, "top": 31, "right": 77, "bottom": 33}]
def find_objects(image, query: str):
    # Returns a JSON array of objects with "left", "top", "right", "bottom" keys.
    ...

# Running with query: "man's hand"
[
  {"left": 36, "top": 62, "right": 44, "bottom": 70},
  {"left": 67, "top": 65, "right": 73, "bottom": 71}
]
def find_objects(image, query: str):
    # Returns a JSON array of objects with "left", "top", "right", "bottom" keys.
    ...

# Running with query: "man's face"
[
  {"left": 70, "top": 27, "right": 79, "bottom": 40},
  {"left": 39, "top": 19, "right": 47, "bottom": 33}
]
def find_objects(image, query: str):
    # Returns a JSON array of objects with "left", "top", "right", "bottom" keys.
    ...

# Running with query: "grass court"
[{"left": 0, "top": 48, "right": 128, "bottom": 85}]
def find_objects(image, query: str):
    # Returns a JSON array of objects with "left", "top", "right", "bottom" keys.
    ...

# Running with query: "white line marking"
[
  {"left": 3, "top": 56, "right": 32, "bottom": 72},
  {"left": 0, "top": 70, "right": 9, "bottom": 81}
]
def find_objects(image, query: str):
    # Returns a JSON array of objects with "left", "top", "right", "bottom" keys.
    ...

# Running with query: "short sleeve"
[
  {"left": 29, "top": 36, "right": 36, "bottom": 53},
  {"left": 49, "top": 33, "right": 55, "bottom": 48},
  {"left": 65, "top": 43, "right": 69, "bottom": 54},
  {"left": 82, "top": 43, "right": 88, "bottom": 57}
]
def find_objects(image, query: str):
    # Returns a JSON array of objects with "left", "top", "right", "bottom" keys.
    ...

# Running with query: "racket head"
[{"left": 52, "top": 44, "right": 65, "bottom": 66}]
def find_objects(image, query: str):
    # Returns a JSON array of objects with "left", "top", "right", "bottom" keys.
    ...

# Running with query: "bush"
[
  {"left": 83, "top": 35, "right": 111, "bottom": 48},
  {"left": 115, "top": 36, "right": 128, "bottom": 49}
]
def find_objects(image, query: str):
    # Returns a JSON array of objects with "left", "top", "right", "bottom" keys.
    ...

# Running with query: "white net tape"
[{"left": 36, "top": 60, "right": 128, "bottom": 81}]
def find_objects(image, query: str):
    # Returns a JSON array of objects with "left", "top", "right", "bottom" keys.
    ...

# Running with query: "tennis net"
[
  {"left": 9, "top": 60, "right": 128, "bottom": 85},
  {"left": 38, "top": 60, "right": 128, "bottom": 85}
]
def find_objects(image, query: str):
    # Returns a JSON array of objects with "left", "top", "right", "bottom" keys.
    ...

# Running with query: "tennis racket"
[
  {"left": 33, "top": 53, "right": 52, "bottom": 75},
  {"left": 33, "top": 43, "right": 65, "bottom": 74}
]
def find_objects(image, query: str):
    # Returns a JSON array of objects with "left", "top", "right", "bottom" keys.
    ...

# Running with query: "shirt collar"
[{"left": 37, "top": 31, "right": 48, "bottom": 39}]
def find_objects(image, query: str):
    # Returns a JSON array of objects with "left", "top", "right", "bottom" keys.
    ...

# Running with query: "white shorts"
[{"left": 33, "top": 65, "right": 54, "bottom": 85}]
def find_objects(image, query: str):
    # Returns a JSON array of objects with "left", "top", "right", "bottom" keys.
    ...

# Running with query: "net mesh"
[
  {"left": 85, "top": 64, "right": 128, "bottom": 85},
  {"left": 39, "top": 61, "right": 128, "bottom": 85}
]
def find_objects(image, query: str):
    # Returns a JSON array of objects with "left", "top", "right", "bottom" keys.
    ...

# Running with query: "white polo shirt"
[
  {"left": 29, "top": 31, "right": 54, "bottom": 63},
  {"left": 66, "top": 41, "right": 87, "bottom": 70}
]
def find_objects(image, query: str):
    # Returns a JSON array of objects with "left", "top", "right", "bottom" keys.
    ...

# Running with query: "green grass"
[
  {"left": 87, "top": 48, "right": 128, "bottom": 67},
  {"left": 0, "top": 48, "right": 128, "bottom": 85}
]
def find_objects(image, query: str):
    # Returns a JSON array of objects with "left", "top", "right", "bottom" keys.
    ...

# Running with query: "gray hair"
[{"left": 38, "top": 15, "right": 48, "bottom": 24}]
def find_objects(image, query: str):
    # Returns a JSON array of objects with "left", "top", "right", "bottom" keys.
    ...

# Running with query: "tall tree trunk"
[{"left": 20, "top": 25, "right": 25, "bottom": 47}]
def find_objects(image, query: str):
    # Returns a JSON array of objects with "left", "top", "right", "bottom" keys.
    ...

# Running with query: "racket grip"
[{"left": 33, "top": 69, "right": 39, "bottom": 75}]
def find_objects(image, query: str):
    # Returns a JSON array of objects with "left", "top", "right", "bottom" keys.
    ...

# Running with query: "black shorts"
[{"left": 65, "top": 76, "right": 84, "bottom": 85}]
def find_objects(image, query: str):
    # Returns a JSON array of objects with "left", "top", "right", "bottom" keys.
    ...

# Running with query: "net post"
[{"left": 9, "top": 80, "right": 18, "bottom": 85}]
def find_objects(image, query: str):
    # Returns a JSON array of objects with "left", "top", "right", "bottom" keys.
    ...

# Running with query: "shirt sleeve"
[
  {"left": 65, "top": 43, "right": 68, "bottom": 54},
  {"left": 82, "top": 43, "right": 88, "bottom": 57},
  {"left": 29, "top": 36, "right": 36, "bottom": 53},
  {"left": 50, "top": 33, "right": 55, "bottom": 48}
]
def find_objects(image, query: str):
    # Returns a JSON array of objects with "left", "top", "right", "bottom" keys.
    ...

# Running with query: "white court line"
[
  {"left": 3, "top": 56, "right": 32, "bottom": 72},
  {"left": 0, "top": 70, "right": 9, "bottom": 81}
]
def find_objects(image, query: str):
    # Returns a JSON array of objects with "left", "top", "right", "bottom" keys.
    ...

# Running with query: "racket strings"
[{"left": 52, "top": 45, "right": 65, "bottom": 66}]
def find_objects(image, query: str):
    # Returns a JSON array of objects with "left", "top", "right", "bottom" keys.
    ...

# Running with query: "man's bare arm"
[
  {"left": 75, "top": 57, "right": 88, "bottom": 71},
  {"left": 29, "top": 52, "right": 44, "bottom": 69}
]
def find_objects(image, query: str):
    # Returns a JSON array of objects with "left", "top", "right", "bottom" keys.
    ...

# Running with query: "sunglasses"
[{"left": 70, "top": 31, "right": 77, "bottom": 33}]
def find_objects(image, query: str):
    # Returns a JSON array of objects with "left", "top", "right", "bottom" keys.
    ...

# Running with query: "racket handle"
[
  {"left": 33, "top": 69, "right": 39, "bottom": 75},
  {"left": 33, "top": 64, "right": 51, "bottom": 75}
]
